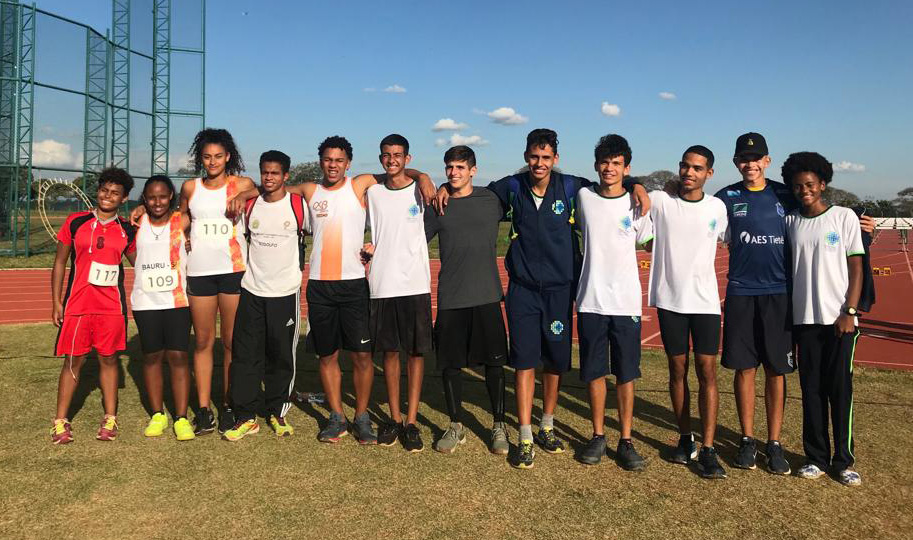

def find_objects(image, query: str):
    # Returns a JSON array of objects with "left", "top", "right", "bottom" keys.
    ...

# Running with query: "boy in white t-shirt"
[
  {"left": 782, "top": 152, "right": 864, "bottom": 486},
  {"left": 575, "top": 135, "right": 653, "bottom": 470},
  {"left": 646, "top": 145, "right": 729, "bottom": 479}
]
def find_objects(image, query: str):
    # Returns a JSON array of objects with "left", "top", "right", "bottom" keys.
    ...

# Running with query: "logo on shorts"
[
  {"left": 550, "top": 320, "right": 564, "bottom": 335},
  {"left": 776, "top": 202, "right": 786, "bottom": 217},
  {"left": 826, "top": 231, "right": 840, "bottom": 246},
  {"left": 251, "top": 219, "right": 260, "bottom": 230},
  {"left": 631, "top": 316, "right": 640, "bottom": 324},
  {"left": 786, "top": 351, "right": 795, "bottom": 369},
  {"left": 619, "top": 215, "right": 633, "bottom": 231},
  {"left": 408, "top": 203, "right": 421, "bottom": 218},
  {"left": 733, "top": 203, "right": 748, "bottom": 217},
  {"left": 552, "top": 200, "right": 565, "bottom": 215}
]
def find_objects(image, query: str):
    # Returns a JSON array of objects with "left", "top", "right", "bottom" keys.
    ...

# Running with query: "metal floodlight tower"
[{"left": 0, "top": 0, "right": 205, "bottom": 256}]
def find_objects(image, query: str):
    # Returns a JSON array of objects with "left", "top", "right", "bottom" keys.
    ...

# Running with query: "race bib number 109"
[
  {"left": 88, "top": 261, "right": 119, "bottom": 287},
  {"left": 142, "top": 267, "right": 178, "bottom": 292},
  {"left": 196, "top": 218, "right": 233, "bottom": 242}
]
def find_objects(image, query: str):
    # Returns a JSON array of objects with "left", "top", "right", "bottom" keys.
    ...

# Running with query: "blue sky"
[{"left": 28, "top": 0, "right": 913, "bottom": 199}]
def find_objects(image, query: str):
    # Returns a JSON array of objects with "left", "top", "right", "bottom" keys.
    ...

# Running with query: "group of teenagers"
[{"left": 48, "top": 126, "right": 874, "bottom": 486}]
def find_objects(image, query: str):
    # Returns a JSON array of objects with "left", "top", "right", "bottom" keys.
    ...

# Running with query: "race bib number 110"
[
  {"left": 88, "top": 261, "right": 119, "bottom": 287},
  {"left": 196, "top": 218, "right": 233, "bottom": 242}
]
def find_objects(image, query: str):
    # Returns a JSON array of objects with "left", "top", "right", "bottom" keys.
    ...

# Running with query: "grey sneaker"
[
  {"left": 351, "top": 412, "right": 377, "bottom": 445},
  {"left": 616, "top": 439, "right": 646, "bottom": 471},
  {"left": 317, "top": 412, "right": 348, "bottom": 443},
  {"left": 489, "top": 422, "right": 509, "bottom": 455},
  {"left": 434, "top": 422, "right": 466, "bottom": 454}
]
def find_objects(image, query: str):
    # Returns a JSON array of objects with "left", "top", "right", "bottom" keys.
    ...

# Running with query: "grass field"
[{"left": 2, "top": 323, "right": 912, "bottom": 540}]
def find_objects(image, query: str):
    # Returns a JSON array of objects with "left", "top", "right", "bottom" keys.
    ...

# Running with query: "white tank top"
[
  {"left": 308, "top": 177, "right": 368, "bottom": 281},
  {"left": 366, "top": 181, "right": 431, "bottom": 299},
  {"left": 186, "top": 178, "right": 247, "bottom": 276},
  {"left": 241, "top": 192, "right": 305, "bottom": 297},
  {"left": 131, "top": 212, "right": 189, "bottom": 311}
]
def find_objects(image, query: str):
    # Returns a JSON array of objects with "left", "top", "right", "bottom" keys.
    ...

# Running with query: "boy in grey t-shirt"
[{"left": 424, "top": 146, "right": 509, "bottom": 455}]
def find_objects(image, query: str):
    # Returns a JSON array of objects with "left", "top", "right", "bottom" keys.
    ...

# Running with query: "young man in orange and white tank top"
[
  {"left": 131, "top": 175, "right": 195, "bottom": 441},
  {"left": 133, "top": 129, "right": 257, "bottom": 436},
  {"left": 229, "top": 136, "right": 435, "bottom": 445}
]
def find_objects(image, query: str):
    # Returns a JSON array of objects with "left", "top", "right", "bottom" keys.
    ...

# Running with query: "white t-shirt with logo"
[
  {"left": 242, "top": 193, "right": 306, "bottom": 297},
  {"left": 647, "top": 190, "right": 729, "bottom": 314},
  {"left": 366, "top": 181, "right": 431, "bottom": 299},
  {"left": 576, "top": 187, "right": 654, "bottom": 316},
  {"left": 785, "top": 206, "right": 865, "bottom": 325}
]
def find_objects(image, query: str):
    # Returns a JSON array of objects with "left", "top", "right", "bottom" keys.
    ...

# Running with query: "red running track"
[{"left": 2, "top": 238, "right": 910, "bottom": 370}]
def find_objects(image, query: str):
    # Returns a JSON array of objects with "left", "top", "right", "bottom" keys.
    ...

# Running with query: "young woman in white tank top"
[
  {"left": 179, "top": 129, "right": 256, "bottom": 435},
  {"left": 131, "top": 176, "right": 196, "bottom": 440}
]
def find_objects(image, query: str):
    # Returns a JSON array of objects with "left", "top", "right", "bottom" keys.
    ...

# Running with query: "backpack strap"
[
  {"left": 289, "top": 193, "right": 307, "bottom": 270},
  {"left": 505, "top": 175, "right": 521, "bottom": 241},
  {"left": 243, "top": 197, "right": 257, "bottom": 241},
  {"left": 560, "top": 174, "right": 577, "bottom": 225}
]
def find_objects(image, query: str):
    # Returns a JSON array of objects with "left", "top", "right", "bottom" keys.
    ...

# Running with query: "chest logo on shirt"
[
  {"left": 739, "top": 231, "right": 784, "bottom": 245},
  {"left": 826, "top": 231, "right": 840, "bottom": 246},
  {"left": 776, "top": 202, "right": 785, "bottom": 217},
  {"left": 549, "top": 320, "right": 565, "bottom": 335},
  {"left": 283, "top": 220, "right": 291, "bottom": 229},
  {"left": 96, "top": 236, "right": 105, "bottom": 250},
  {"left": 552, "top": 200, "right": 565, "bottom": 215},
  {"left": 619, "top": 215, "right": 633, "bottom": 232},
  {"left": 312, "top": 200, "right": 329, "bottom": 218},
  {"left": 709, "top": 218, "right": 718, "bottom": 232},
  {"left": 727, "top": 189, "right": 740, "bottom": 197},
  {"left": 733, "top": 203, "right": 748, "bottom": 217},
  {"left": 250, "top": 219, "right": 260, "bottom": 230},
  {"left": 408, "top": 203, "right": 421, "bottom": 218}
]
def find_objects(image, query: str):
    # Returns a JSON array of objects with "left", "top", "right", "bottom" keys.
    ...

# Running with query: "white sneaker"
[
  {"left": 797, "top": 463, "right": 825, "bottom": 479},
  {"left": 838, "top": 469, "right": 862, "bottom": 486}
]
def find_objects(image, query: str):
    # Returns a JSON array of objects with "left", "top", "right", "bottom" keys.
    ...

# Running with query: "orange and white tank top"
[
  {"left": 186, "top": 178, "right": 247, "bottom": 276},
  {"left": 131, "top": 212, "right": 189, "bottom": 311},
  {"left": 308, "top": 177, "right": 368, "bottom": 281}
]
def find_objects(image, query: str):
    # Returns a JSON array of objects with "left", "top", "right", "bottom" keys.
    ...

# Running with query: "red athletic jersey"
[{"left": 57, "top": 211, "right": 136, "bottom": 316}]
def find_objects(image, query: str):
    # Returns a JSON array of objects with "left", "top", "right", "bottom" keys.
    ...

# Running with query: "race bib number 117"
[{"left": 88, "top": 261, "right": 119, "bottom": 287}]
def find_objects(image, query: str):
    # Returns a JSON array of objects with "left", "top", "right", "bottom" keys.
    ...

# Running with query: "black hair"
[
  {"left": 443, "top": 145, "right": 476, "bottom": 168},
  {"left": 682, "top": 145, "right": 715, "bottom": 169},
  {"left": 594, "top": 134, "right": 632, "bottom": 166},
  {"left": 318, "top": 136, "right": 353, "bottom": 161},
  {"left": 142, "top": 175, "right": 175, "bottom": 202},
  {"left": 98, "top": 167, "right": 134, "bottom": 195},
  {"left": 379, "top": 133, "right": 409, "bottom": 155},
  {"left": 259, "top": 150, "right": 291, "bottom": 173},
  {"left": 189, "top": 128, "right": 245, "bottom": 175},
  {"left": 525, "top": 128, "right": 559, "bottom": 154},
  {"left": 781, "top": 151, "right": 833, "bottom": 186}
]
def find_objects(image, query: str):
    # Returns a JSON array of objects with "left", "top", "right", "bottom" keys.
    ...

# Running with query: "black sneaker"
[
  {"left": 218, "top": 406, "right": 236, "bottom": 435},
  {"left": 193, "top": 407, "right": 215, "bottom": 436},
  {"left": 669, "top": 433, "right": 697, "bottom": 464},
  {"left": 578, "top": 435, "right": 606, "bottom": 465},
  {"left": 402, "top": 423, "right": 424, "bottom": 453},
  {"left": 734, "top": 436, "right": 757, "bottom": 470},
  {"left": 616, "top": 439, "right": 646, "bottom": 471},
  {"left": 697, "top": 446, "right": 728, "bottom": 479},
  {"left": 765, "top": 440, "right": 791, "bottom": 475},
  {"left": 533, "top": 427, "right": 565, "bottom": 454},
  {"left": 377, "top": 421, "right": 402, "bottom": 447},
  {"left": 511, "top": 440, "right": 536, "bottom": 469}
]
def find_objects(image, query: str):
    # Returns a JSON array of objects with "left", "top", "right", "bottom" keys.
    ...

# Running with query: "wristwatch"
[{"left": 844, "top": 306, "right": 858, "bottom": 316}]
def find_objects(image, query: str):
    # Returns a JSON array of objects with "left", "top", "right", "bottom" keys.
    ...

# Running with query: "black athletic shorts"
[
  {"left": 306, "top": 279, "right": 372, "bottom": 357},
  {"left": 133, "top": 307, "right": 192, "bottom": 354},
  {"left": 657, "top": 308, "right": 721, "bottom": 356},
  {"left": 434, "top": 302, "right": 508, "bottom": 369},
  {"left": 370, "top": 293, "right": 433, "bottom": 354},
  {"left": 186, "top": 271, "right": 244, "bottom": 296},
  {"left": 577, "top": 312, "right": 642, "bottom": 384},
  {"left": 722, "top": 294, "right": 795, "bottom": 374}
]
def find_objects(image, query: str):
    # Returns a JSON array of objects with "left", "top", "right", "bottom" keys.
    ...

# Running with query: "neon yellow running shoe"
[
  {"left": 144, "top": 412, "right": 168, "bottom": 437},
  {"left": 222, "top": 418, "right": 259, "bottom": 442},
  {"left": 173, "top": 417, "right": 195, "bottom": 441},
  {"left": 270, "top": 415, "right": 294, "bottom": 437}
]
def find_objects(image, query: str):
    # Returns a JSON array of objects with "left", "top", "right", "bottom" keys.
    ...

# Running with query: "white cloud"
[
  {"left": 659, "top": 92, "right": 677, "bottom": 100},
  {"left": 432, "top": 118, "right": 469, "bottom": 131},
  {"left": 33, "top": 139, "right": 79, "bottom": 168},
  {"left": 601, "top": 102, "right": 621, "bottom": 117},
  {"left": 383, "top": 84, "right": 407, "bottom": 93},
  {"left": 834, "top": 161, "right": 866, "bottom": 173},
  {"left": 487, "top": 107, "right": 528, "bottom": 125},
  {"left": 363, "top": 87, "right": 376, "bottom": 92},
  {"left": 435, "top": 133, "right": 489, "bottom": 147}
]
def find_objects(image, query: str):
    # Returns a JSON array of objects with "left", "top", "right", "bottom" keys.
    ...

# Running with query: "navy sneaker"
[
  {"left": 534, "top": 427, "right": 565, "bottom": 454},
  {"left": 669, "top": 433, "right": 697, "bottom": 464},
  {"left": 734, "top": 436, "right": 758, "bottom": 470},
  {"left": 697, "top": 446, "right": 727, "bottom": 479},
  {"left": 578, "top": 435, "right": 606, "bottom": 465},
  {"left": 616, "top": 439, "right": 646, "bottom": 471}
]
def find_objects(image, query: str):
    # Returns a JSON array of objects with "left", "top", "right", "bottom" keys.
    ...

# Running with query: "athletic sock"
[
  {"left": 484, "top": 365, "right": 506, "bottom": 423},
  {"left": 519, "top": 424, "right": 533, "bottom": 442},
  {"left": 540, "top": 414, "right": 554, "bottom": 430},
  {"left": 442, "top": 368, "right": 463, "bottom": 423}
]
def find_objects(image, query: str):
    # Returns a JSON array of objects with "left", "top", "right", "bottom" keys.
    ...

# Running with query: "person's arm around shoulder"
[
  {"left": 51, "top": 218, "right": 74, "bottom": 327},
  {"left": 621, "top": 176, "right": 650, "bottom": 216},
  {"left": 403, "top": 169, "right": 436, "bottom": 206}
]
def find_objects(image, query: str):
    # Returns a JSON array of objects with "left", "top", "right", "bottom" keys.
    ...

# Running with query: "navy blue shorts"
[
  {"left": 505, "top": 282, "right": 573, "bottom": 373},
  {"left": 577, "top": 312, "right": 642, "bottom": 384}
]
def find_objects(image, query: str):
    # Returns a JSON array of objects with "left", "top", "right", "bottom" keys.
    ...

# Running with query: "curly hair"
[
  {"left": 189, "top": 128, "right": 245, "bottom": 175},
  {"left": 526, "top": 128, "right": 558, "bottom": 154},
  {"left": 98, "top": 167, "right": 134, "bottom": 195},
  {"left": 318, "top": 136, "right": 353, "bottom": 161},
  {"left": 594, "top": 134, "right": 631, "bottom": 165},
  {"left": 781, "top": 151, "right": 833, "bottom": 186}
]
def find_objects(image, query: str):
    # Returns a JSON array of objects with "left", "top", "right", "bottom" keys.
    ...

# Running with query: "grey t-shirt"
[{"left": 424, "top": 187, "right": 504, "bottom": 310}]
